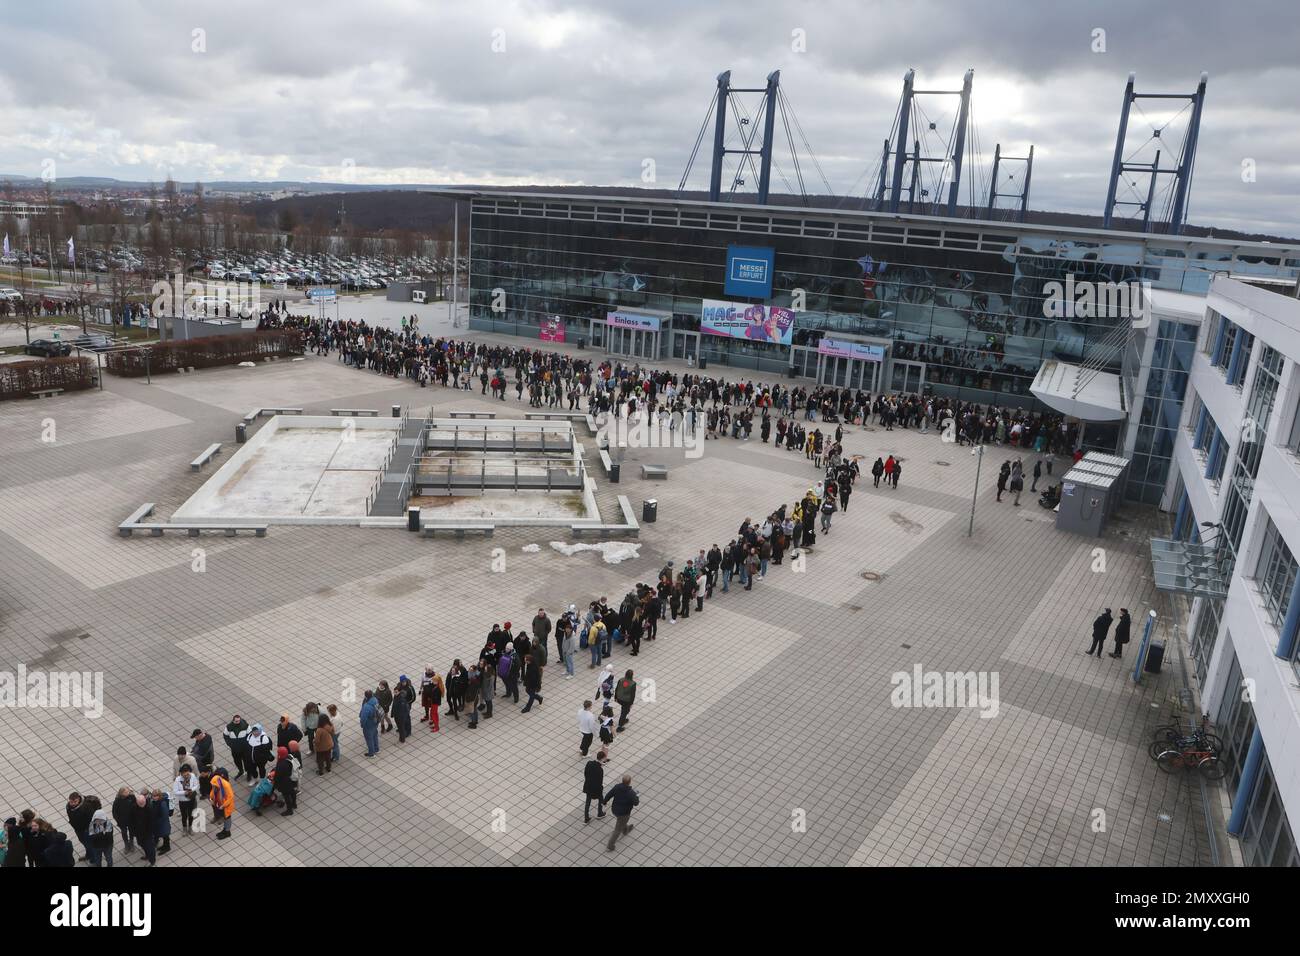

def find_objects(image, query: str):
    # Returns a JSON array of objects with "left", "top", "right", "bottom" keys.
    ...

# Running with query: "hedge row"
[
  {"left": 105, "top": 330, "right": 304, "bottom": 377},
  {"left": 0, "top": 357, "right": 99, "bottom": 400}
]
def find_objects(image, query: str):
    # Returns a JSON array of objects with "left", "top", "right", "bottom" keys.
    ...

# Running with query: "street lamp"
[{"left": 967, "top": 444, "right": 985, "bottom": 537}]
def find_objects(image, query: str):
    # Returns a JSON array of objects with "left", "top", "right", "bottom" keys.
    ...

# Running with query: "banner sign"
[
  {"left": 539, "top": 317, "right": 566, "bottom": 343},
  {"left": 817, "top": 337, "right": 885, "bottom": 362},
  {"left": 606, "top": 310, "right": 662, "bottom": 332},
  {"left": 700, "top": 299, "right": 794, "bottom": 345},
  {"left": 724, "top": 245, "right": 775, "bottom": 298}
]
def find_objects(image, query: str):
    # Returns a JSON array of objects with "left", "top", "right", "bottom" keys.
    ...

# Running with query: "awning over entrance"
[
  {"left": 1030, "top": 359, "right": 1128, "bottom": 422},
  {"left": 1149, "top": 537, "right": 1231, "bottom": 600}
]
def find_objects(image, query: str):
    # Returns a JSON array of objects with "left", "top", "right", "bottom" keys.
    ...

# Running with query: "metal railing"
[{"left": 412, "top": 453, "right": 584, "bottom": 495}]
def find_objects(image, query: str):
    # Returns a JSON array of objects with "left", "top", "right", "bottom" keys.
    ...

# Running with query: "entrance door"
[{"left": 889, "top": 359, "right": 925, "bottom": 394}]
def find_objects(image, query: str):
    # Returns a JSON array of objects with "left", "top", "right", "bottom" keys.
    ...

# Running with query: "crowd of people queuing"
[
  {"left": 0, "top": 309, "right": 1086, "bottom": 867},
  {"left": 256, "top": 305, "right": 1080, "bottom": 460}
]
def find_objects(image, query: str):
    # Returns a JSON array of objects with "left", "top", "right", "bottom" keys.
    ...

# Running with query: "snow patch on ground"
[
  {"left": 521, "top": 543, "right": 541, "bottom": 553},
  {"left": 549, "top": 541, "right": 641, "bottom": 564}
]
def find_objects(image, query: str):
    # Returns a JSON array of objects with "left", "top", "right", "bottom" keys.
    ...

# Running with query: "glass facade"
[
  {"left": 1189, "top": 596, "right": 1222, "bottom": 687},
  {"left": 1128, "top": 319, "right": 1197, "bottom": 503},
  {"left": 1216, "top": 650, "right": 1300, "bottom": 867},
  {"left": 1254, "top": 514, "right": 1298, "bottom": 632},
  {"left": 1222, "top": 345, "right": 1282, "bottom": 557},
  {"left": 466, "top": 194, "right": 1300, "bottom": 409}
]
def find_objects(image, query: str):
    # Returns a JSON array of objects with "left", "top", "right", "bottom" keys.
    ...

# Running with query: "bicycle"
[
  {"left": 1149, "top": 714, "right": 1223, "bottom": 760},
  {"left": 1155, "top": 742, "right": 1226, "bottom": 780}
]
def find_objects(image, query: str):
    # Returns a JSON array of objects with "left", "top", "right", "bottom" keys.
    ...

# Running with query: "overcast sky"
[{"left": 2, "top": 0, "right": 1298, "bottom": 234}]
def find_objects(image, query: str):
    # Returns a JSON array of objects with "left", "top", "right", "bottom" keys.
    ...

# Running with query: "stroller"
[
  {"left": 248, "top": 777, "right": 280, "bottom": 816},
  {"left": 1038, "top": 483, "right": 1062, "bottom": 510}
]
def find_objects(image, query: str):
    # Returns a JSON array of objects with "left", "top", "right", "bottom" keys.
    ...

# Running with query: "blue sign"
[{"left": 724, "top": 245, "right": 774, "bottom": 298}]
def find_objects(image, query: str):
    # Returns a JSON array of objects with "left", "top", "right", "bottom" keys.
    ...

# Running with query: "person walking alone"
[{"left": 604, "top": 774, "right": 640, "bottom": 852}]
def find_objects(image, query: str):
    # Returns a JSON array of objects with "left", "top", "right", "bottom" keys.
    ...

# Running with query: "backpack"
[
  {"left": 289, "top": 759, "right": 301, "bottom": 784},
  {"left": 497, "top": 654, "right": 512, "bottom": 679},
  {"left": 89, "top": 821, "right": 114, "bottom": 850}
]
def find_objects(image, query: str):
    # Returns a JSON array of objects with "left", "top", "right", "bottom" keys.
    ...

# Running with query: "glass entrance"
[
  {"left": 819, "top": 356, "right": 881, "bottom": 391},
  {"left": 889, "top": 359, "right": 925, "bottom": 394}
]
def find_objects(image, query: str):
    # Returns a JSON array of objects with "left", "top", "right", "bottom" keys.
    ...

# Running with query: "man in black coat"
[
  {"left": 603, "top": 774, "right": 640, "bottom": 852},
  {"left": 520, "top": 655, "right": 544, "bottom": 713},
  {"left": 190, "top": 729, "right": 215, "bottom": 772},
  {"left": 1086, "top": 608, "right": 1113, "bottom": 657},
  {"left": 1109, "top": 608, "right": 1132, "bottom": 659},
  {"left": 65, "top": 792, "right": 94, "bottom": 862},
  {"left": 531, "top": 609, "right": 552, "bottom": 652},
  {"left": 583, "top": 750, "right": 609, "bottom": 823}
]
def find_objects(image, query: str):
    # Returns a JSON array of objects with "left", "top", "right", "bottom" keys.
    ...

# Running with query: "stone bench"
[
  {"left": 420, "top": 524, "right": 495, "bottom": 539},
  {"left": 448, "top": 410, "right": 496, "bottom": 419},
  {"left": 31, "top": 388, "right": 64, "bottom": 399},
  {"left": 118, "top": 502, "right": 156, "bottom": 537},
  {"left": 261, "top": 407, "right": 302, "bottom": 416},
  {"left": 148, "top": 523, "right": 268, "bottom": 538},
  {"left": 598, "top": 448, "right": 619, "bottom": 482},
  {"left": 119, "top": 502, "right": 266, "bottom": 537},
  {"left": 190, "top": 443, "right": 222, "bottom": 471},
  {"left": 331, "top": 408, "right": 379, "bottom": 417},
  {"left": 640, "top": 464, "right": 669, "bottom": 480},
  {"left": 524, "top": 411, "right": 587, "bottom": 420},
  {"left": 243, "top": 409, "right": 261, "bottom": 424},
  {"left": 570, "top": 495, "right": 640, "bottom": 539}
]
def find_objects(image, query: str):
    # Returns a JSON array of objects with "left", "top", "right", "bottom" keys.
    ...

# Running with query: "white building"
[{"left": 1159, "top": 274, "right": 1300, "bottom": 867}]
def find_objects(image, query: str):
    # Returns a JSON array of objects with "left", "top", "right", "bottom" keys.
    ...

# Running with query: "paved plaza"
[{"left": 0, "top": 347, "right": 1221, "bottom": 866}]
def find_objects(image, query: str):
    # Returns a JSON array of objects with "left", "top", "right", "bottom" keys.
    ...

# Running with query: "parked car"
[
  {"left": 24, "top": 338, "right": 72, "bottom": 357},
  {"left": 71, "top": 333, "right": 113, "bottom": 350},
  {"left": 0, "top": 287, "right": 22, "bottom": 302}
]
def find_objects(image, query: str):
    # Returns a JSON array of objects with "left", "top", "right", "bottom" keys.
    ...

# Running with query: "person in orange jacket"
[{"left": 209, "top": 768, "right": 235, "bottom": 841}]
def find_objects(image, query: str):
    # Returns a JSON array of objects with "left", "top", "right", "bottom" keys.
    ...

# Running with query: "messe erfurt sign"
[
  {"left": 817, "top": 337, "right": 885, "bottom": 362},
  {"left": 606, "top": 310, "right": 662, "bottom": 331},
  {"left": 724, "top": 244, "right": 775, "bottom": 298},
  {"left": 308, "top": 287, "right": 336, "bottom": 301}
]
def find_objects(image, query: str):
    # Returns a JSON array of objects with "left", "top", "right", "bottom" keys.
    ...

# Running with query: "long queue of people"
[
  {"left": 258, "top": 308, "right": 1075, "bottom": 456},
  {"left": 0, "top": 389, "right": 871, "bottom": 866}
]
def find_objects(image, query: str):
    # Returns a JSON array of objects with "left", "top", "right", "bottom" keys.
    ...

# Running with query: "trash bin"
[
  {"left": 698, "top": 357, "right": 708, "bottom": 370},
  {"left": 642, "top": 498, "right": 657, "bottom": 523},
  {"left": 577, "top": 338, "right": 586, "bottom": 350},
  {"left": 609, "top": 462, "right": 620, "bottom": 483},
  {"left": 407, "top": 506, "right": 421, "bottom": 532},
  {"left": 786, "top": 367, "right": 798, "bottom": 379},
  {"left": 236, "top": 422, "right": 247, "bottom": 443},
  {"left": 392, "top": 404, "right": 401, "bottom": 418},
  {"left": 1144, "top": 640, "right": 1166, "bottom": 674}
]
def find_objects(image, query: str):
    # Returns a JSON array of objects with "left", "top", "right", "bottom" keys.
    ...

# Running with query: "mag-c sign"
[{"left": 700, "top": 299, "right": 794, "bottom": 345}]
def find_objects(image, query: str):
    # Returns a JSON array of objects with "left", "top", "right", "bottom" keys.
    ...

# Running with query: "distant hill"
[
  {"left": 3, "top": 174, "right": 1294, "bottom": 242},
  {"left": 255, "top": 184, "right": 1300, "bottom": 244}
]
